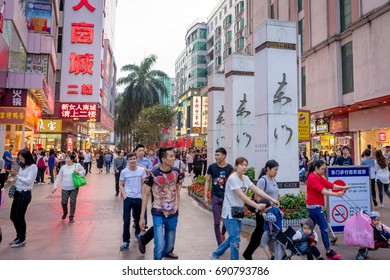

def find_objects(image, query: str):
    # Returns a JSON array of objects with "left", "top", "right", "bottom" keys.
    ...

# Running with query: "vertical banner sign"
[
  {"left": 192, "top": 96, "right": 201, "bottom": 128},
  {"left": 60, "top": 0, "right": 103, "bottom": 103},
  {"left": 254, "top": 20, "right": 299, "bottom": 195},
  {"left": 327, "top": 166, "right": 371, "bottom": 232},
  {"left": 298, "top": 110, "right": 310, "bottom": 141}
]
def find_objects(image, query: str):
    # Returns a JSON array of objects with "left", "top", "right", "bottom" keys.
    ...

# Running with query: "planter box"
[{"left": 282, "top": 218, "right": 305, "bottom": 228}]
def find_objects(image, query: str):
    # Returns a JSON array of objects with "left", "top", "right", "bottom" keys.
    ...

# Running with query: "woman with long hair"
[
  {"left": 306, "top": 160, "right": 349, "bottom": 259},
  {"left": 8, "top": 149, "right": 37, "bottom": 248},
  {"left": 243, "top": 160, "right": 279, "bottom": 260},
  {"left": 374, "top": 150, "right": 390, "bottom": 208},
  {"left": 324, "top": 151, "right": 331, "bottom": 166},
  {"left": 52, "top": 153, "right": 86, "bottom": 223},
  {"left": 210, "top": 157, "right": 279, "bottom": 260}
]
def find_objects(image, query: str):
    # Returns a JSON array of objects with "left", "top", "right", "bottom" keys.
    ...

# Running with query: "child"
[
  {"left": 370, "top": 211, "right": 390, "bottom": 239},
  {"left": 259, "top": 198, "right": 285, "bottom": 260},
  {"left": 292, "top": 218, "right": 325, "bottom": 260}
]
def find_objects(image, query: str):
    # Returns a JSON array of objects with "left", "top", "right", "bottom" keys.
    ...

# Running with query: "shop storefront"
[{"left": 36, "top": 119, "right": 63, "bottom": 151}]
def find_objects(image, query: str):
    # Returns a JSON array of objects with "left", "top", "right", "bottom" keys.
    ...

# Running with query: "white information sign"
[{"left": 327, "top": 166, "right": 371, "bottom": 232}]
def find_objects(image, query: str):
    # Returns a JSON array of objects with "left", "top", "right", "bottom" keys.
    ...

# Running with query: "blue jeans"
[
  {"left": 308, "top": 207, "right": 330, "bottom": 251},
  {"left": 123, "top": 197, "right": 142, "bottom": 243},
  {"left": 376, "top": 179, "right": 390, "bottom": 203},
  {"left": 212, "top": 218, "right": 241, "bottom": 260},
  {"left": 49, "top": 167, "right": 55, "bottom": 183},
  {"left": 105, "top": 162, "right": 111, "bottom": 172},
  {"left": 152, "top": 214, "right": 178, "bottom": 260}
]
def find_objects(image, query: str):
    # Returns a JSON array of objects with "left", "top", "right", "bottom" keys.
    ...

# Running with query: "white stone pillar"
[
  {"left": 206, "top": 73, "right": 225, "bottom": 163},
  {"left": 224, "top": 54, "right": 255, "bottom": 166},
  {"left": 254, "top": 19, "right": 299, "bottom": 195}
]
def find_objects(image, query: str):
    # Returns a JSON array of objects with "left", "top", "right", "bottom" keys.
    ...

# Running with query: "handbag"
[
  {"left": 231, "top": 206, "right": 245, "bottom": 219},
  {"left": 72, "top": 164, "right": 86, "bottom": 188},
  {"left": 8, "top": 185, "right": 16, "bottom": 198}
]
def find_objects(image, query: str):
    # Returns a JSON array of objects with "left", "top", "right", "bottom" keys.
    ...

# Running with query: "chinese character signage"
[
  {"left": 298, "top": 110, "right": 310, "bottom": 141},
  {"left": 330, "top": 115, "right": 349, "bottom": 133},
  {"left": 0, "top": 89, "right": 27, "bottom": 107},
  {"left": 0, "top": 107, "right": 26, "bottom": 125},
  {"left": 60, "top": 103, "right": 98, "bottom": 121},
  {"left": 99, "top": 107, "right": 114, "bottom": 131},
  {"left": 26, "top": 54, "right": 49, "bottom": 76},
  {"left": 38, "top": 119, "right": 63, "bottom": 133},
  {"left": 192, "top": 96, "right": 201, "bottom": 128},
  {"left": 26, "top": 2, "right": 52, "bottom": 34},
  {"left": 60, "top": 0, "right": 103, "bottom": 103}
]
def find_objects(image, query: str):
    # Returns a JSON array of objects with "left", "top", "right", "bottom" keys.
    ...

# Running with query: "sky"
[{"left": 114, "top": 0, "right": 221, "bottom": 86}]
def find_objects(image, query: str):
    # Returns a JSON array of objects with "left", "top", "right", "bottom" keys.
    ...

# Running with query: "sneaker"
[
  {"left": 326, "top": 249, "right": 342, "bottom": 260},
  {"left": 9, "top": 238, "right": 19, "bottom": 246},
  {"left": 61, "top": 214, "right": 67, "bottom": 220},
  {"left": 136, "top": 235, "right": 146, "bottom": 254},
  {"left": 120, "top": 242, "right": 129, "bottom": 251},
  {"left": 210, "top": 253, "right": 219, "bottom": 260},
  {"left": 268, "top": 256, "right": 275, "bottom": 260},
  {"left": 165, "top": 251, "right": 179, "bottom": 259},
  {"left": 10, "top": 240, "right": 26, "bottom": 248},
  {"left": 243, "top": 253, "right": 252, "bottom": 260},
  {"left": 373, "top": 200, "right": 378, "bottom": 207},
  {"left": 69, "top": 217, "right": 74, "bottom": 223}
]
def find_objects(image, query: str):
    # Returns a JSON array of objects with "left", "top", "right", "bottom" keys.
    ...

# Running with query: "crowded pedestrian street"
[{"left": 0, "top": 165, "right": 388, "bottom": 260}]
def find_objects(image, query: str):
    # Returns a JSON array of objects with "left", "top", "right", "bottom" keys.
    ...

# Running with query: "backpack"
[
  {"left": 37, "top": 157, "right": 45, "bottom": 168},
  {"left": 246, "top": 177, "right": 267, "bottom": 213}
]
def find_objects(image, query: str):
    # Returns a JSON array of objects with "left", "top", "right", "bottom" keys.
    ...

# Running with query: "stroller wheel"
[{"left": 356, "top": 253, "right": 366, "bottom": 260}]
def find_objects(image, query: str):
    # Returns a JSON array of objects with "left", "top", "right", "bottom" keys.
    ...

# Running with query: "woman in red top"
[{"left": 306, "top": 160, "right": 349, "bottom": 260}]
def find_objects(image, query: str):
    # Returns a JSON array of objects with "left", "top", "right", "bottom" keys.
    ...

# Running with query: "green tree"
[
  {"left": 134, "top": 104, "right": 176, "bottom": 147},
  {"left": 117, "top": 54, "right": 168, "bottom": 113}
]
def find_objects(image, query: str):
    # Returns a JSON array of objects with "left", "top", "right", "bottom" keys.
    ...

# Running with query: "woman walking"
[
  {"left": 243, "top": 160, "right": 280, "bottom": 260},
  {"left": 306, "top": 160, "right": 349, "bottom": 259},
  {"left": 97, "top": 151, "right": 104, "bottom": 174},
  {"left": 374, "top": 150, "right": 390, "bottom": 208},
  {"left": 52, "top": 153, "right": 86, "bottom": 223},
  {"left": 8, "top": 149, "right": 37, "bottom": 248},
  {"left": 36, "top": 151, "right": 47, "bottom": 184},
  {"left": 210, "top": 157, "right": 279, "bottom": 260}
]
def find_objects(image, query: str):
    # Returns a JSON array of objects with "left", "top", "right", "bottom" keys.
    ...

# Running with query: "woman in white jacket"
[
  {"left": 374, "top": 150, "right": 390, "bottom": 208},
  {"left": 8, "top": 149, "right": 38, "bottom": 248},
  {"left": 52, "top": 153, "right": 85, "bottom": 223}
]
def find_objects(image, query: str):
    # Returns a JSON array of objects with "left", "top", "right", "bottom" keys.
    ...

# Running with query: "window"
[
  {"left": 236, "top": 37, "right": 244, "bottom": 50},
  {"left": 60, "top": 0, "right": 64, "bottom": 11},
  {"left": 226, "top": 31, "right": 232, "bottom": 42},
  {"left": 301, "top": 67, "right": 306, "bottom": 107},
  {"left": 340, "top": 0, "right": 352, "bottom": 32},
  {"left": 57, "top": 27, "right": 63, "bottom": 53},
  {"left": 298, "top": 19, "right": 304, "bottom": 54},
  {"left": 298, "top": 0, "right": 304, "bottom": 13},
  {"left": 270, "top": 4, "right": 275, "bottom": 19},
  {"left": 199, "top": 29, "right": 207, "bottom": 39},
  {"left": 341, "top": 42, "right": 354, "bottom": 94},
  {"left": 224, "top": 6, "right": 227, "bottom": 14}
]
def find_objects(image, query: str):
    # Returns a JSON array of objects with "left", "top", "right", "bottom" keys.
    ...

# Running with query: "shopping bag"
[
  {"left": 344, "top": 212, "right": 374, "bottom": 249},
  {"left": 0, "top": 188, "right": 5, "bottom": 209},
  {"left": 72, "top": 164, "right": 86, "bottom": 188}
]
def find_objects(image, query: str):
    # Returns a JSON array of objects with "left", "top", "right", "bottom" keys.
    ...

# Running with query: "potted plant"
[{"left": 279, "top": 192, "right": 309, "bottom": 228}]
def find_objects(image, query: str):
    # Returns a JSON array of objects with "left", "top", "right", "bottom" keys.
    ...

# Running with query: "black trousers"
[
  {"left": 84, "top": 162, "right": 92, "bottom": 174},
  {"left": 187, "top": 163, "right": 193, "bottom": 174},
  {"left": 115, "top": 172, "right": 120, "bottom": 194},
  {"left": 10, "top": 190, "right": 32, "bottom": 242},
  {"left": 243, "top": 212, "right": 264, "bottom": 259}
]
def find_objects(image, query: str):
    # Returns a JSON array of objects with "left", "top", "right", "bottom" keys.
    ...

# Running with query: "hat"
[
  {"left": 301, "top": 218, "right": 314, "bottom": 230},
  {"left": 369, "top": 211, "right": 380, "bottom": 219}
]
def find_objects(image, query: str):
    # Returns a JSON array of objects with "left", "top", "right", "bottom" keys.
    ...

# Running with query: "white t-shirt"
[
  {"left": 221, "top": 172, "right": 252, "bottom": 219},
  {"left": 375, "top": 160, "right": 390, "bottom": 184},
  {"left": 119, "top": 166, "right": 147, "bottom": 199}
]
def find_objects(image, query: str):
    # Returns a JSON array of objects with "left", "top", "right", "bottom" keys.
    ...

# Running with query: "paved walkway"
[{"left": 0, "top": 166, "right": 389, "bottom": 260}]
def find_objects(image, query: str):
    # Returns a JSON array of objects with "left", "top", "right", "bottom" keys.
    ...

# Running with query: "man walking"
[
  {"left": 186, "top": 151, "right": 194, "bottom": 174},
  {"left": 139, "top": 147, "right": 183, "bottom": 260},
  {"left": 83, "top": 149, "right": 93, "bottom": 174},
  {"left": 204, "top": 147, "right": 234, "bottom": 245},
  {"left": 3, "top": 145, "right": 16, "bottom": 181},
  {"left": 119, "top": 152, "right": 147, "bottom": 251},
  {"left": 114, "top": 151, "right": 126, "bottom": 196}
]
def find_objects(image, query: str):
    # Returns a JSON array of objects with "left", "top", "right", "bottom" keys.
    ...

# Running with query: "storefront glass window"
[{"left": 3, "top": 20, "right": 27, "bottom": 72}]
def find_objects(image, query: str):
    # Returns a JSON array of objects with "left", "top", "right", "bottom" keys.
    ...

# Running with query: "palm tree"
[{"left": 117, "top": 54, "right": 168, "bottom": 113}]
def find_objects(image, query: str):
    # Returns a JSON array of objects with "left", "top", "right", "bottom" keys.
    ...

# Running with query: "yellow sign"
[
  {"left": 38, "top": 119, "right": 63, "bottom": 133},
  {"left": 195, "top": 137, "right": 204, "bottom": 147},
  {"left": 298, "top": 111, "right": 310, "bottom": 141},
  {"left": 320, "top": 135, "right": 334, "bottom": 147}
]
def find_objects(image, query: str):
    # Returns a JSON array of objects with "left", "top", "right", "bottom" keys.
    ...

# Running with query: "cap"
[{"left": 369, "top": 211, "right": 380, "bottom": 219}]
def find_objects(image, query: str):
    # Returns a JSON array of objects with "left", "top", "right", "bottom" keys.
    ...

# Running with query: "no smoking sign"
[{"left": 332, "top": 204, "right": 349, "bottom": 223}]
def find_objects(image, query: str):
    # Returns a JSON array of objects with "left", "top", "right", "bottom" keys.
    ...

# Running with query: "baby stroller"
[
  {"left": 272, "top": 225, "right": 305, "bottom": 260},
  {"left": 299, "top": 168, "right": 306, "bottom": 183},
  {"left": 355, "top": 212, "right": 390, "bottom": 260}
]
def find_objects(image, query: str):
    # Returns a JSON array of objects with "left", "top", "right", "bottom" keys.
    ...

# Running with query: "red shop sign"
[{"left": 379, "top": 131, "right": 386, "bottom": 141}]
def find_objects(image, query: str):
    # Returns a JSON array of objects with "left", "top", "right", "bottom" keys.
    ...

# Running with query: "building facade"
[{"left": 0, "top": 0, "right": 58, "bottom": 154}]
